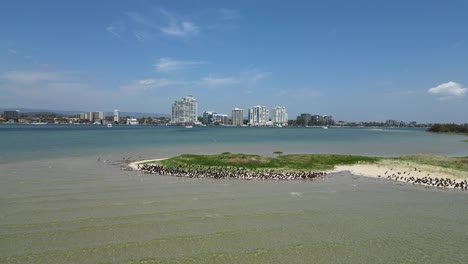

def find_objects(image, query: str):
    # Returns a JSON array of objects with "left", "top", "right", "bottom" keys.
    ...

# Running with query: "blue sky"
[{"left": 1, "top": 0, "right": 467, "bottom": 123}]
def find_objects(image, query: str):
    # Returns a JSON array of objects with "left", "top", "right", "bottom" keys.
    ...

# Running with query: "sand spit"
[
  {"left": 128, "top": 158, "right": 168, "bottom": 170},
  {"left": 128, "top": 158, "right": 467, "bottom": 190},
  {"left": 332, "top": 161, "right": 467, "bottom": 189}
]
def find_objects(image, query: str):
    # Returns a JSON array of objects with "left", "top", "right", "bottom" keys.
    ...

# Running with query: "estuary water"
[{"left": 0, "top": 125, "right": 467, "bottom": 263}]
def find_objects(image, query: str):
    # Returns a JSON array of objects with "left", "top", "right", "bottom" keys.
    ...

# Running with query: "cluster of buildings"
[
  {"left": 170, "top": 95, "right": 289, "bottom": 127},
  {"left": 296, "top": 113, "right": 334, "bottom": 126},
  {"left": 2, "top": 95, "right": 438, "bottom": 128}
]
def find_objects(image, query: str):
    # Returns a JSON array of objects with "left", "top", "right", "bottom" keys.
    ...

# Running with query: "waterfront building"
[
  {"left": 297, "top": 113, "right": 311, "bottom": 126},
  {"left": 271, "top": 106, "right": 288, "bottom": 126},
  {"left": 171, "top": 95, "right": 198, "bottom": 125},
  {"left": 386, "top": 119, "right": 400, "bottom": 127},
  {"left": 232, "top": 108, "right": 244, "bottom": 126},
  {"left": 203, "top": 111, "right": 216, "bottom": 125},
  {"left": 311, "top": 115, "right": 323, "bottom": 124},
  {"left": 323, "top": 115, "right": 334, "bottom": 125},
  {"left": 113, "top": 109, "right": 120, "bottom": 123},
  {"left": 3, "top": 110, "right": 20, "bottom": 121},
  {"left": 126, "top": 118, "right": 139, "bottom": 125},
  {"left": 87, "top": 111, "right": 106, "bottom": 123},
  {"left": 248, "top": 105, "right": 269, "bottom": 126},
  {"left": 212, "top": 114, "right": 229, "bottom": 125}
]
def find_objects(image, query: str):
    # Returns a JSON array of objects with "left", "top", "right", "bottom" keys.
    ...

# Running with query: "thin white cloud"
[
  {"left": 122, "top": 78, "right": 188, "bottom": 93},
  {"left": 197, "top": 75, "right": 239, "bottom": 87},
  {"left": 0, "top": 70, "right": 114, "bottom": 110},
  {"left": 249, "top": 72, "right": 269, "bottom": 85},
  {"left": 218, "top": 8, "right": 240, "bottom": 20},
  {"left": 428, "top": 81, "right": 467, "bottom": 99},
  {"left": 106, "top": 25, "right": 123, "bottom": 39},
  {"left": 159, "top": 9, "right": 198, "bottom": 37},
  {"left": 1, "top": 71, "right": 62, "bottom": 83},
  {"left": 8, "top": 49, "right": 17, "bottom": 54},
  {"left": 276, "top": 89, "right": 322, "bottom": 100},
  {"left": 160, "top": 21, "right": 198, "bottom": 37},
  {"left": 155, "top": 58, "right": 207, "bottom": 72}
]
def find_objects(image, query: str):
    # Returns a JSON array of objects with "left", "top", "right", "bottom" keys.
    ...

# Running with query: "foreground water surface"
[{"left": 0, "top": 125, "right": 467, "bottom": 263}]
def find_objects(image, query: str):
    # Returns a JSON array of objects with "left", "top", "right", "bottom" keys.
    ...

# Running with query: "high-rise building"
[
  {"left": 297, "top": 113, "right": 311, "bottom": 126},
  {"left": 232, "top": 108, "right": 244, "bottom": 126},
  {"left": 323, "top": 115, "right": 334, "bottom": 125},
  {"left": 212, "top": 114, "right": 228, "bottom": 125},
  {"left": 248, "top": 105, "right": 269, "bottom": 126},
  {"left": 171, "top": 95, "right": 198, "bottom": 125},
  {"left": 3, "top": 110, "right": 20, "bottom": 121},
  {"left": 88, "top": 111, "right": 106, "bottom": 122},
  {"left": 271, "top": 106, "right": 288, "bottom": 126},
  {"left": 113, "top": 109, "right": 120, "bottom": 123},
  {"left": 203, "top": 111, "right": 216, "bottom": 125}
]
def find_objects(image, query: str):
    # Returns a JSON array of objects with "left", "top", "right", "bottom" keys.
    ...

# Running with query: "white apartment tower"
[
  {"left": 232, "top": 108, "right": 243, "bottom": 126},
  {"left": 271, "top": 106, "right": 288, "bottom": 126},
  {"left": 248, "top": 105, "right": 269, "bottom": 126},
  {"left": 171, "top": 95, "right": 198, "bottom": 125},
  {"left": 89, "top": 111, "right": 105, "bottom": 122},
  {"left": 113, "top": 109, "right": 120, "bottom": 123}
]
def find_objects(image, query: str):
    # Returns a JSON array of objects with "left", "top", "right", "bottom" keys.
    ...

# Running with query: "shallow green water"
[{"left": 0, "top": 126, "right": 467, "bottom": 263}]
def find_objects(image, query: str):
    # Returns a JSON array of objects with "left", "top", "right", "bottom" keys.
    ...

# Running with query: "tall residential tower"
[
  {"left": 248, "top": 105, "right": 269, "bottom": 126},
  {"left": 171, "top": 95, "right": 198, "bottom": 125},
  {"left": 232, "top": 108, "right": 244, "bottom": 126},
  {"left": 271, "top": 106, "right": 288, "bottom": 126}
]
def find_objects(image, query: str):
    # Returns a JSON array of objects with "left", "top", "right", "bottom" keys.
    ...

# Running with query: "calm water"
[{"left": 1, "top": 125, "right": 467, "bottom": 263}]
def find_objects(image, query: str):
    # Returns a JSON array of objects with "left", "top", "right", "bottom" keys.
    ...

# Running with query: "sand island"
[{"left": 129, "top": 153, "right": 468, "bottom": 190}]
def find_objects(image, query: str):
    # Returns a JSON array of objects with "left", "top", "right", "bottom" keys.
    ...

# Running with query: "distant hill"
[{"left": 0, "top": 108, "right": 170, "bottom": 118}]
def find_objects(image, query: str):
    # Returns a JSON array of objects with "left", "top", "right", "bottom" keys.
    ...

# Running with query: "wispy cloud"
[
  {"left": 8, "top": 49, "right": 17, "bottom": 55},
  {"left": 1, "top": 71, "right": 62, "bottom": 83},
  {"left": 106, "top": 25, "right": 122, "bottom": 39},
  {"left": 121, "top": 78, "right": 189, "bottom": 93},
  {"left": 276, "top": 88, "right": 322, "bottom": 100},
  {"left": 155, "top": 58, "right": 207, "bottom": 72},
  {"left": 158, "top": 8, "right": 199, "bottom": 37},
  {"left": 0, "top": 70, "right": 112, "bottom": 109},
  {"left": 218, "top": 8, "right": 241, "bottom": 20},
  {"left": 428, "top": 81, "right": 467, "bottom": 100},
  {"left": 107, "top": 9, "right": 200, "bottom": 40},
  {"left": 197, "top": 74, "right": 239, "bottom": 87}
]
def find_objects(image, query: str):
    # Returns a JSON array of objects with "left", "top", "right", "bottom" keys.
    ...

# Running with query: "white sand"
[
  {"left": 128, "top": 158, "right": 466, "bottom": 188},
  {"left": 330, "top": 161, "right": 467, "bottom": 187},
  {"left": 128, "top": 158, "right": 168, "bottom": 170}
]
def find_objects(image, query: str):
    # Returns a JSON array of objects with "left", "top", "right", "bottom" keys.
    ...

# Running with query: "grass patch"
[
  {"left": 399, "top": 155, "right": 468, "bottom": 173},
  {"left": 159, "top": 152, "right": 381, "bottom": 171},
  {"left": 462, "top": 139, "right": 468, "bottom": 143}
]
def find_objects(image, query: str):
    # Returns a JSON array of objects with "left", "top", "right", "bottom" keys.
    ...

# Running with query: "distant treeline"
[{"left": 427, "top": 124, "right": 468, "bottom": 134}]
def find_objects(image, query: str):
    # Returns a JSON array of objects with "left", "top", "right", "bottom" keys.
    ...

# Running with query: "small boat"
[
  {"left": 107, "top": 124, "right": 113, "bottom": 128},
  {"left": 322, "top": 126, "right": 329, "bottom": 129},
  {"left": 185, "top": 125, "right": 193, "bottom": 128}
]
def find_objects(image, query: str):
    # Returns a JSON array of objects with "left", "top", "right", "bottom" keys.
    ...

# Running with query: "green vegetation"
[
  {"left": 462, "top": 139, "right": 468, "bottom": 143},
  {"left": 399, "top": 155, "right": 468, "bottom": 173},
  {"left": 427, "top": 124, "right": 468, "bottom": 134},
  {"left": 157, "top": 152, "right": 381, "bottom": 171},
  {"left": 140, "top": 153, "right": 468, "bottom": 176}
]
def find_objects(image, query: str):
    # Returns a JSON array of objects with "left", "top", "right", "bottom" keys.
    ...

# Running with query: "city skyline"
[{"left": 1, "top": 1, "right": 468, "bottom": 123}]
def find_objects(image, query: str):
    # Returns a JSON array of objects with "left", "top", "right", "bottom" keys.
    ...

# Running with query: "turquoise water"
[
  {"left": 0, "top": 125, "right": 467, "bottom": 263},
  {"left": 1, "top": 125, "right": 467, "bottom": 163}
]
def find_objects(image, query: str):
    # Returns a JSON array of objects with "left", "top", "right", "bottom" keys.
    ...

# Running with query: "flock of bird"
[
  {"left": 379, "top": 168, "right": 467, "bottom": 190},
  {"left": 138, "top": 164, "right": 327, "bottom": 180},
  {"left": 131, "top": 162, "right": 467, "bottom": 191}
]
